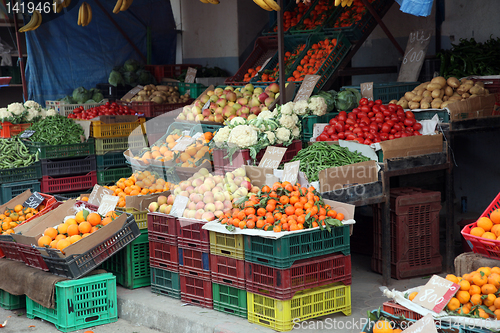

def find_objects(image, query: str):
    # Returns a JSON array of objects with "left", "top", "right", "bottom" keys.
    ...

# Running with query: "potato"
[
  {"left": 431, "top": 89, "right": 442, "bottom": 99},
  {"left": 423, "top": 90, "right": 432, "bottom": 98},
  {"left": 439, "top": 89, "right": 445, "bottom": 100},
  {"left": 137, "top": 96, "right": 144, "bottom": 102},
  {"left": 431, "top": 99, "right": 443, "bottom": 109},
  {"left": 152, "top": 97, "right": 163, "bottom": 104},
  {"left": 420, "top": 102, "right": 431, "bottom": 109},
  {"left": 462, "top": 93, "right": 470, "bottom": 98},
  {"left": 449, "top": 96, "right": 462, "bottom": 101},
  {"left": 460, "top": 78, "right": 468, "bottom": 84},
  {"left": 464, "top": 80, "right": 474, "bottom": 85},
  {"left": 445, "top": 86, "right": 454, "bottom": 97},
  {"left": 485, "top": 89, "right": 490, "bottom": 95},
  {"left": 446, "top": 77, "right": 460, "bottom": 89},
  {"left": 431, "top": 76, "right": 447, "bottom": 88},
  {"left": 457, "top": 84, "right": 473, "bottom": 95},
  {"left": 426, "top": 83, "right": 442, "bottom": 91},
  {"left": 138, "top": 90, "right": 147, "bottom": 96},
  {"left": 412, "top": 95, "right": 423, "bottom": 102},
  {"left": 443, "top": 96, "right": 449, "bottom": 102},
  {"left": 469, "top": 85, "right": 485, "bottom": 95},
  {"left": 397, "top": 99, "right": 409, "bottom": 109},
  {"left": 408, "top": 102, "right": 420, "bottom": 109},
  {"left": 422, "top": 96, "right": 433, "bottom": 104},
  {"left": 475, "top": 81, "right": 485, "bottom": 88},
  {"left": 388, "top": 99, "right": 397, "bottom": 104},
  {"left": 469, "top": 94, "right": 479, "bottom": 99},
  {"left": 405, "top": 92, "right": 416, "bottom": 101},
  {"left": 157, "top": 85, "right": 168, "bottom": 91},
  {"left": 416, "top": 89, "right": 424, "bottom": 96},
  {"left": 441, "top": 100, "right": 458, "bottom": 109}
]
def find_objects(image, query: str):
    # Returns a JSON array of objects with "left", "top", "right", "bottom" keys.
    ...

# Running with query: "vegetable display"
[
  {"left": 25, "top": 115, "right": 85, "bottom": 145},
  {"left": 108, "top": 59, "right": 156, "bottom": 87},
  {"left": 438, "top": 37, "right": 500, "bottom": 78},
  {"left": 58, "top": 86, "right": 105, "bottom": 105},
  {"left": 0, "top": 101, "right": 57, "bottom": 124},
  {"left": 0, "top": 137, "right": 38, "bottom": 169},
  {"left": 289, "top": 142, "right": 370, "bottom": 182},
  {"left": 266, "top": 1, "right": 312, "bottom": 34},
  {"left": 67, "top": 101, "right": 137, "bottom": 120},
  {"left": 121, "top": 84, "right": 191, "bottom": 105},
  {"left": 316, "top": 99, "right": 423, "bottom": 145}
]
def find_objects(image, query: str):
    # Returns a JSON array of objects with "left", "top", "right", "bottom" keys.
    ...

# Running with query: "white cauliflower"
[
  {"left": 293, "top": 100, "right": 309, "bottom": 116},
  {"left": 213, "top": 127, "right": 231, "bottom": 148},
  {"left": 0, "top": 108, "right": 9, "bottom": 121},
  {"left": 227, "top": 125, "right": 258, "bottom": 148},
  {"left": 309, "top": 96, "right": 327, "bottom": 116},
  {"left": 257, "top": 110, "right": 274, "bottom": 120},
  {"left": 230, "top": 117, "right": 246, "bottom": 126},
  {"left": 291, "top": 126, "right": 300, "bottom": 139},
  {"left": 45, "top": 109, "right": 57, "bottom": 117},
  {"left": 276, "top": 127, "right": 291, "bottom": 144},
  {"left": 7, "top": 102, "right": 26, "bottom": 115},
  {"left": 279, "top": 114, "right": 297, "bottom": 130},
  {"left": 265, "top": 131, "right": 276, "bottom": 145},
  {"left": 25, "top": 108, "right": 39, "bottom": 121},
  {"left": 24, "top": 100, "right": 41, "bottom": 110},
  {"left": 40, "top": 109, "right": 47, "bottom": 119},
  {"left": 279, "top": 102, "right": 294, "bottom": 115}
]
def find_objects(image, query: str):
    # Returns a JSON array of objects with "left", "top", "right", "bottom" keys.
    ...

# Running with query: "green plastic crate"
[
  {"left": 0, "top": 161, "right": 42, "bottom": 183},
  {"left": 26, "top": 273, "right": 117, "bottom": 332},
  {"left": 25, "top": 139, "right": 95, "bottom": 160},
  {"left": 244, "top": 226, "right": 350, "bottom": 269},
  {"left": 150, "top": 267, "right": 181, "bottom": 299},
  {"left": 301, "top": 112, "right": 339, "bottom": 144},
  {"left": 97, "top": 166, "right": 133, "bottom": 185},
  {"left": 0, "top": 289, "right": 26, "bottom": 310},
  {"left": 161, "top": 82, "right": 207, "bottom": 99},
  {"left": 101, "top": 229, "right": 150, "bottom": 289},
  {"left": 413, "top": 109, "right": 450, "bottom": 123},
  {"left": 290, "top": 0, "right": 337, "bottom": 34},
  {"left": 95, "top": 135, "right": 147, "bottom": 155},
  {"left": 213, "top": 283, "right": 247, "bottom": 318},
  {"left": 0, "top": 180, "right": 41, "bottom": 205},
  {"left": 96, "top": 151, "right": 128, "bottom": 169},
  {"left": 341, "top": 82, "right": 420, "bottom": 104}
]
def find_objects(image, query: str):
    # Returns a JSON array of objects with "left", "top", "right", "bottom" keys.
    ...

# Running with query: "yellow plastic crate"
[
  {"left": 116, "top": 207, "right": 148, "bottom": 229},
  {"left": 247, "top": 282, "right": 351, "bottom": 332},
  {"left": 91, "top": 118, "right": 146, "bottom": 138},
  {"left": 209, "top": 231, "right": 244, "bottom": 260}
]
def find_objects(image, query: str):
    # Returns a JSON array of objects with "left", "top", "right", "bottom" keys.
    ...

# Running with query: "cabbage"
[
  {"left": 108, "top": 70, "right": 124, "bottom": 87},
  {"left": 317, "top": 91, "right": 335, "bottom": 112},
  {"left": 335, "top": 90, "right": 357, "bottom": 111},
  {"left": 123, "top": 71, "right": 138, "bottom": 86},
  {"left": 62, "top": 95, "right": 75, "bottom": 104},
  {"left": 136, "top": 69, "right": 156, "bottom": 85},
  {"left": 72, "top": 87, "right": 91, "bottom": 104},
  {"left": 92, "top": 91, "right": 104, "bottom": 102},
  {"left": 344, "top": 88, "right": 361, "bottom": 105},
  {"left": 123, "top": 59, "right": 141, "bottom": 72},
  {"left": 85, "top": 99, "right": 97, "bottom": 104}
]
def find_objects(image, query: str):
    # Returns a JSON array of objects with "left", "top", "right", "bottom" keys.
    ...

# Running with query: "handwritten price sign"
[
  {"left": 170, "top": 195, "right": 189, "bottom": 218},
  {"left": 294, "top": 75, "right": 320, "bottom": 102},
  {"left": 97, "top": 195, "right": 119, "bottom": 216},
  {"left": 258, "top": 146, "right": 287, "bottom": 169},
  {"left": 360, "top": 82, "right": 374, "bottom": 101},
  {"left": 23, "top": 192, "right": 45, "bottom": 209},
  {"left": 413, "top": 275, "right": 460, "bottom": 313},
  {"left": 398, "top": 29, "right": 432, "bottom": 82}
]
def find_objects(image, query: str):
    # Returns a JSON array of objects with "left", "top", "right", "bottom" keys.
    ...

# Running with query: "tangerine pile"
[
  {"left": 104, "top": 171, "right": 170, "bottom": 208},
  {"left": 219, "top": 181, "right": 344, "bottom": 232},
  {"left": 287, "top": 38, "right": 337, "bottom": 82},
  {"left": 296, "top": 0, "right": 336, "bottom": 31},
  {"left": 468, "top": 209, "right": 500, "bottom": 240},
  {"left": 1, "top": 204, "right": 46, "bottom": 235},
  {"left": 256, "top": 44, "right": 306, "bottom": 83},
  {"left": 37, "top": 209, "right": 118, "bottom": 252}
]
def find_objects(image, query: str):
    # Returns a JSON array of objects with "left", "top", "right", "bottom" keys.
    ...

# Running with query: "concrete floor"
[{"left": 0, "top": 253, "right": 442, "bottom": 333}]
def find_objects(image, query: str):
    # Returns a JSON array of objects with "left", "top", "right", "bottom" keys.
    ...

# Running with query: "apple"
[
  {"left": 248, "top": 114, "right": 257, "bottom": 120},
  {"left": 186, "top": 186, "right": 195, "bottom": 194},
  {"left": 205, "top": 203, "right": 216, "bottom": 212},
  {"left": 210, "top": 94, "right": 218, "bottom": 103},
  {"left": 214, "top": 211, "right": 224, "bottom": 219},
  {"left": 213, "top": 175, "right": 224, "bottom": 184},
  {"left": 250, "top": 97, "right": 261, "bottom": 108},
  {"left": 240, "top": 113, "right": 248, "bottom": 119},
  {"left": 204, "top": 178, "right": 216, "bottom": 190},
  {"left": 187, "top": 210, "right": 196, "bottom": 219},
  {"left": 214, "top": 192, "right": 225, "bottom": 202},
  {"left": 237, "top": 98, "right": 248, "bottom": 106},
  {"left": 182, "top": 209, "right": 189, "bottom": 218},
  {"left": 215, "top": 106, "right": 224, "bottom": 115},
  {"left": 193, "top": 100, "right": 202, "bottom": 108},
  {"left": 177, "top": 113, "right": 186, "bottom": 120},
  {"left": 214, "top": 88, "right": 224, "bottom": 96},
  {"left": 224, "top": 192, "right": 232, "bottom": 201},
  {"left": 250, "top": 106, "right": 261, "bottom": 116},
  {"left": 214, "top": 114, "right": 224, "bottom": 123},
  {"left": 200, "top": 94, "right": 210, "bottom": 104},
  {"left": 268, "top": 82, "right": 279, "bottom": 94},
  {"left": 195, "top": 209, "right": 205, "bottom": 220},
  {"left": 187, "top": 114, "right": 195, "bottom": 121},
  {"left": 265, "top": 97, "right": 275, "bottom": 107},
  {"left": 208, "top": 115, "right": 215, "bottom": 122},
  {"left": 251, "top": 186, "right": 260, "bottom": 194},
  {"left": 254, "top": 87, "right": 264, "bottom": 95},
  {"left": 195, "top": 114, "right": 204, "bottom": 121},
  {"left": 207, "top": 90, "right": 214, "bottom": 96},
  {"left": 173, "top": 188, "right": 182, "bottom": 196},
  {"left": 225, "top": 86, "right": 235, "bottom": 91},
  {"left": 233, "top": 168, "right": 246, "bottom": 177},
  {"left": 227, "top": 115, "right": 236, "bottom": 121},
  {"left": 233, "top": 176, "right": 243, "bottom": 186},
  {"left": 258, "top": 92, "right": 269, "bottom": 104},
  {"left": 225, "top": 172, "right": 235, "bottom": 181},
  {"left": 266, "top": 91, "right": 275, "bottom": 99},
  {"left": 226, "top": 91, "right": 237, "bottom": 102},
  {"left": 204, "top": 193, "right": 215, "bottom": 204},
  {"left": 223, "top": 106, "right": 235, "bottom": 118},
  {"left": 202, "top": 212, "right": 215, "bottom": 222},
  {"left": 157, "top": 195, "right": 167, "bottom": 205},
  {"left": 239, "top": 105, "right": 250, "bottom": 115},
  {"left": 232, "top": 103, "right": 242, "bottom": 111},
  {"left": 216, "top": 98, "right": 227, "bottom": 108},
  {"left": 201, "top": 108, "right": 211, "bottom": 117},
  {"left": 241, "top": 180, "right": 252, "bottom": 191},
  {"left": 195, "top": 201, "right": 205, "bottom": 210},
  {"left": 199, "top": 168, "right": 210, "bottom": 177},
  {"left": 245, "top": 83, "right": 254, "bottom": 93},
  {"left": 192, "top": 106, "right": 202, "bottom": 115},
  {"left": 187, "top": 202, "right": 197, "bottom": 211},
  {"left": 167, "top": 195, "right": 175, "bottom": 205},
  {"left": 214, "top": 201, "right": 224, "bottom": 211},
  {"left": 148, "top": 202, "right": 159, "bottom": 212}
]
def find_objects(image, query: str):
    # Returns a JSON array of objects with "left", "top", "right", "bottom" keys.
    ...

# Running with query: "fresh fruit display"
[
  {"left": 288, "top": 142, "right": 370, "bottom": 182},
  {"left": 104, "top": 171, "right": 171, "bottom": 208},
  {"left": 465, "top": 211, "right": 500, "bottom": 241},
  {"left": 24, "top": 115, "right": 85, "bottom": 145},
  {"left": 394, "top": 77, "right": 491, "bottom": 110},
  {"left": 113, "top": 0, "right": 133, "bottom": 14},
  {"left": 287, "top": 37, "right": 338, "bottom": 82},
  {"left": 0, "top": 137, "right": 38, "bottom": 169},
  {"left": 218, "top": 181, "right": 345, "bottom": 232},
  {"left": 267, "top": 2, "right": 312, "bottom": 33},
  {"left": 243, "top": 66, "right": 262, "bottom": 83},
  {"left": 133, "top": 130, "right": 212, "bottom": 167},
  {"left": 18, "top": 10, "right": 42, "bottom": 32},
  {"left": 1, "top": 204, "right": 46, "bottom": 234},
  {"left": 255, "top": 45, "right": 306, "bottom": 83},
  {"left": 316, "top": 99, "right": 423, "bottom": 145},
  {"left": 120, "top": 84, "right": 191, "bottom": 104},
  {"left": 251, "top": 0, "right": 281, "bottom": 12},
  {"left": 293, "top": 0, "right": 337, "bottom": 32},
  {"left": 148, "top": 167, "right": 259, "bottom": 222},
  {"left": 37, "top": 209, "right": 119, "bottom": 252},
  {"left": 78, "top": 2, "right": 92, "bottom": 27},
  {"left": 176, "top": 84, "right": 278, "bottom": 123},
  {"left": 328, "top": 0, "right": 369, "bottom": 27},
  {"left": 67, "top": 101, "right": 138, "bottom": 120}
]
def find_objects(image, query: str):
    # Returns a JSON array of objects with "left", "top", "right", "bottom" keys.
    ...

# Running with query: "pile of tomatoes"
[
  {"left": 316, "top": 98, "right": 423, "bottom": 145},
  {"left": 67, "top": 102, "right": 138, "bottom": 120}
]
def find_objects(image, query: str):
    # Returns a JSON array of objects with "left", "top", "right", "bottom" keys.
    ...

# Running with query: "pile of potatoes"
[
  {"left": 391, "top": 77, "right": 490, "bottom": 110},
  {"left": 122, "top": 85, "right": 191, "bottom": 104}
]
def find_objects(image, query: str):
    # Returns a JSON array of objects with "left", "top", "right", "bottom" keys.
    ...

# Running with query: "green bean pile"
[
  {"left": 0, "top": 137, "right": 39, "bottom": 169},
  {"left": 26, "top": 115, "right": 84, "bottom": 145},
  {"left": 290, "top": 142, "right": 370, "bottom": 182}
]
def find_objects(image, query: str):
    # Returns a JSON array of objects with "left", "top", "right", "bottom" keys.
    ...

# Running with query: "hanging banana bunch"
[
  {"left": 253, "top": 0, "right": 281, "bottom": 11},
  {"left": 53, "top": 0, "right": 70, "bottom": 13},
  {"left": 78, "top": 2, "right": 92, "bottom": 27},
  {"left": 113, "top": 0, "right": 133, "bottom": 14},
  {"left": 199, "top": 0, "right": 220, "bottom": 4},
  {"left": 19, "top": 11, "right": 42, "bottom": 32},
  {"left": 335, "top": 0, "right": 354, "bottom": 6}
]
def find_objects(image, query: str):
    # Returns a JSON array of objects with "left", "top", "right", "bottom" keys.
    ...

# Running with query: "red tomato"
[
  {"left": 413, "top": 123, "right": 423, "bottom": 131},
  {"left": 404, "top": 118, "right": 416, "bottom": 127},
  {"left": 381, "top": 123, "right": 391, "bottom": 133},
  {"left": 346, "top": 134, "right": 356, "bottom": 141},
  {"left": 329, "top": 118, "right": 337, "bottom": 125},
  {"left": 405, "top": 111, "right": 415, "bottom": 118},
  {"left": 374, "top": 99, "right": 383, "bottom": 105},
  {"left": 330, "top": 134, "right": 339, "bottom": 141},
  {"left": 359, "top": 98, "right": 368, "bottom": 105},
  {"left": 318, "top": 134, "right": 329, "bottom": 141},
  {"left": 338, "top": 132, "right": 345, "bottom": 139}
]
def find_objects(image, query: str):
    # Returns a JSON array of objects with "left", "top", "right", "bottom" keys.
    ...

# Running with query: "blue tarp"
[{"left": 24, "top": 0, "right": 176, "bottom": 104}]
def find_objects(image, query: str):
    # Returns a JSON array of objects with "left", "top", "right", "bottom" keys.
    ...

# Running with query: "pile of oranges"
[
  {"left": 1, "top": 204, "right": 46, "bottom": 235},
  {"left": 295, "top": 0, "right": 335, "bottom": 32},
  {"left": 256, "top": 44, "right": 306, "bottom": 83},
  {"left": 37, "top": 209, "right": 118, "bottom": 252},
  {"left": 104, "top": 171, "right": 170, "bottom": 208},
  {"left": 287, "top": 38, "right": 337, "bottom": 82},
  {"left": 467, "top": 209, "right": 500, "bottom": 240}
]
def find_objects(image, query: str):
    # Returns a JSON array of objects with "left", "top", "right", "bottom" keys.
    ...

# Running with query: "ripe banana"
[
  {"left": 113, "top": 0, "right": 123, "bottom": 14},
  {"left": 78, "top": 3, "right": 86, "bottom": 26},
  {"left": 253, "top": 0, "right": 272, "bottom": 11},
  {"left": 19, "top": 11, "right": 39, "bottom": 32},
  {"left": 83, "top": 3, "right": 92, "bottom": 26},
  {"left": 120, "top": 0, "right": 128, "bottom": 11},
  {"left": 62, "top": 0, "right": 71, "bottom": 8},
  {"left": 199, "top": 0, "right": 210, "bottom": 3},
  {"left": 122, "top": 0, "right": 133, "bottom": 11},
  {"left": 334, "top": 0, "right": 341, "bottom": 5},
  {"left": 207, "top": 0, "right": 220, "bottom": 4},
  {"left": 341, "top": 0, "right": 349, "bottom": 7},
  {"left": 32, "top": 11, "right": 42, "bottom": 30},
  {"left": 263, "top": 0, "right": 280, "bottom": 11}
]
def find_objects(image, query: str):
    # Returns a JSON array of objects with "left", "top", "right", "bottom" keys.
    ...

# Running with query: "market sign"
[
  {"left": 23, "top": 192, "right": 45, "bottom": 209},
  {"left": 258, "top": 146, "right": 287, "bottom": 169},
  {"left": 294, "top": 75, "right": 320, "bottom": 102},
  {"left": 97, "top": 195, "right": 119, "bottom": 216},
  {"left": 184, "top": 67, "right": 197, "bottom": 83},
  {"left": 282, "top": 160, "right": 300, "bottom": 184},
  {"left": 398, "top": 29, "right": 432, "bottom": 82},
  {"left": 413, "top": 275, "right": 459, "bottom": 313},
  {"left": 360, "top": 82, "right": 374, "bottom": 101}
]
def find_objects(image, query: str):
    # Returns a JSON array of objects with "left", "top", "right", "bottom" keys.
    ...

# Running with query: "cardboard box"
[
  {"left": 124, "top": 191, "right": 170, "bottom": 211},
  {"left": 244, "top": 165, "right": 276, "bottom": 188},
  {"left": 12, "top": 200, "right": 128, "bottom": 259},
  {"left": 319, "top": 160, "right": 379, "bottom": 193},
  {"left": 447, "top": 94, "right": 496, "bottom": 121},
  {"left": 0, "top": 190, "right": 33, "bottom": 213},
  {"left": 378, "top": 133, "right": 443, "bottom": 160}
]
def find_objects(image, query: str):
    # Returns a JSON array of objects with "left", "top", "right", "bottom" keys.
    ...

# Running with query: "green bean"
[
  {"left": 0, "top": 137, "right": 37, "bottom": 169},
  {"left": 25, "top": 115, "right": 84, "bottom": 145}
]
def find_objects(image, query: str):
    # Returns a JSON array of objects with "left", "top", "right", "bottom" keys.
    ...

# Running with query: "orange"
[
  {"left": 80, "top": 196, "right": 89, "bottom": 202},
  {"left": 484, "top": 293, "right": 497, "bottom": 307},
  {"left": 446, "top": 297, "right": 460, "bottom": 311},
  {"left": 50, "top": 240, "right": 58, "bottom": 249},
  {"left": 478, "top": 308, "right": 489, "bottom": 319},
  {"left": 56, "top": 239, "right": 71, "bottom": 252},
  {"left": 101, "top": 217, "right": 113, "bottom": 226},
  {"left": 477, "top": 217, "right": 493, "bottom": 232},
  {"left": 472, "top": 273, "right": 488, "bottom": 286},
  {"left": 55, "top": 234, "right": 67, "bottom": 241},
  {"left": 482, "top": 284, "right": 498, "bottom": 294},
  {"left": 469, "top": 284, "right": 481, "bottom": 295},
  {"left": 408, "top": 291, "right": 418, "bottom": 301},
  {"left": 373, "top": 320, "right": 393, "bottom": 333},
  {"left": 470, "top": 294, "right": 482, "bottom": 305},
  {"left": 458, "top": 307, "right": 470, "bottom": 315},
  {"left": 37, "top": 235, "right": 52, "bottom": 247},
  {"left": 87, "top": 213, "right": 102, "bottom": 226},
  {"left": 492, "top": 267, "right": 500, "bottom": 274},
  {"left": 44, "top": 227, "right": 58, "bottom": 240},
  {"left": 456, "top": 291, "right": 470, "bottom": 304},
  {"left": 78, "top": 221, "right": 92, "bottom": 234},
  {"left": 65, "top": 218, "right": 77, "bottom": 226},
  {"left": 459, "top": 279, "right": 470, "bottom": 291},
  {"left": 488, "top": 273, "right": 500, "bottom": 288},
  {"left": 478, "top": 267, "right": 492, "bottom": 277},
  {"left": 494, "top": 309, "right": 500, "bottom": 320},
  {"left": 106, "top": 211, "right": 118, "bottom": 220},
  {"left": 470, "top": 227, "right": 485, "bottom": 237},
  {"left": 491, "top": 209, "right": 500, "bottom": 224},
  {"left": 14, "top": 204, "right": 23, "bottom": 212},
  {"left": 69, "top": 235, "right": 82, "bottom": 244},
  {"left": 57, "top": 223, "right": 68, "bottom": 235},
  {"left": 482, "top": 232, "right": 496, "bottom": 240},
  {"left": 446, "top": 274, "right": 459, "bottom": 283},
  {"left": 67, "top": 224, "right": 79, "bottom": 237},
  {"left": 75, "top": 210, "right": 89, "bottom": 223}
]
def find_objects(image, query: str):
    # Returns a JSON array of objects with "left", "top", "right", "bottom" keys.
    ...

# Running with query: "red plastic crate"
[
  {"left": 372, "top": 187, "right": 443, "bottom": 279},
  {"left": 147, "top": 212, "right": 177, "bottom": 244},
  {"left": 0, "top": 122, "right": 32, "bottom": 138},
  {"left": 118, "top": 100, "right": 194, "bottom": 118},
  {"left": 17, "top": 243, "right": 49, "bottom": 271},
  {"left": 461, "top": 191, "right": 500, "bottom": 258},
  {"left": 149, "top": 234, "right": 179, "bottom": 272},
  {"left": 0, "top": 241, "right": 23, "bottom": 262},
  {"left": 40, "top": 172, "right": 97, "bottom": 194},
  {"left": 210, "top": 254, "right": 245, "bottom": 289},
  {"left": 471, "top": 78, "right": 500, "bottom": 94},
  {"left": 177, "top": 218, "right": 210, "bottom": 252},
  {"left": 245, "top": 253, "right": 351, "bottom": 300},
  {"left": 180, "top": 273, "right": 213, "bottom": 309},
  {"left": 0, "top": 247, "right": 4, "bottom": 258},
  {"left": 383, "top": 301, "right": 422, "bottom": 320},
  {"left": 145, "top": 64, "right": 202, "bottom": 82},
  {"left": 225, "top": 36, "right": 278, "bottom": 86},
  {"left": 178, "top": 247, "right": 210, "bottom": 280}
]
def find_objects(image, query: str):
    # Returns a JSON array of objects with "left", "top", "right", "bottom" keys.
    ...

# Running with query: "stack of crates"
[
  {"left": 0, "top": 161, "right": 41, "bottom": 205},
  {"left": 243, "top": 227, "right": 353, "bottom": 331},
  {"left": 371, "top": 187, "right": 443, "bottom": 279}
]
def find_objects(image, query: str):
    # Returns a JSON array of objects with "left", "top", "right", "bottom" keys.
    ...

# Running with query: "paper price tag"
[
  {"left": 172, "top": 137, "right": 195, "bottom": 151},
  {"left": 88, "top": 185, "right": 114, "bottom": 206},
  {"left": 258, "top": 146, "right": 287, "bottom": 169},
  {"left": 202, "top": 100, "right": 211, "bottom": 110},
  {"left": 258, "top": 57, "right": 272, "bottom": 73},
  {"left": 20, "top": 130, "right": 35, "bottom": 139},
  {"left": 398, "top": 29, "right": 432, "bottom": 82},
  {"left": 282, "top": 161, "right": 300, "bottom": 184},
  {"left": 401, "top": 314, "right": 438, "bottom": 333},
  {"left": 413, "top": 275, "right": 460, "bottom": 313},
  {"left": 97, "top": 195, "right": 119, "bottom": 216},
  {"left": 184, "top": 67, "right": 197, "bottom": 83},
  {"left": 121, "top": 85, "right": 144, "bottom": 101},
  {"left": 265, "top": 173, "right": 280, "bottom": 187},
  {"left": 170, "top": 195, "right": 189, "bottom": 217},
  {"left": 23, "top": 192, "right": 45, "bottom": 209},
  {"left": 360, "top": 82, "right": 374, "bottom": 101},
  {"left": 293, "top": 75, "right": 321, "bottom": 102}
]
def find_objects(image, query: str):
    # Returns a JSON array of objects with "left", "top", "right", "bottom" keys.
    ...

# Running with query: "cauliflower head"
[
  {"left": 293, "top": 100, "right": 309, "bottom": 116},
  {"left": 279, "top": 102, "right": 294, "bottom": 115},
  {"left": 265, "top": 131, "right": 276, "bottom": 145},
  {"left": 230, "top": 117, "right": 246, "bottom": 126},
  {"left": 213, "top": 127, "right": 231, "bottom": 148},
  {"left": 257, "top": 110, "right": 274, "bottom": 120},
  {"left": 24, "top": 100, "right": 41, "bottom": 110},
  {"left": 0, "top": 108, "right": 9, "bottom": 121},
  {"left": 291, "top": 126, "right": 300, "bottom": 139},
  {"left": 26, "top": 108, "right": 39, "bottom": 121},
  {"left": 279, "top": 115, "right": 298, "bottom": 130},
  {"left": 309, "top": 96, "right": 327, "bottom": 116},
  {"left": 276, "top": 127, "right": 291, "bottom": 144},
  {"left": 7, "top": 102, "right": 26, "bottom": 116},
  {"left": 227, "top": 125, "right": 258, "bottom": 148},
  {"left": 46, "top": 109, "right": 57, "bottom": 117}
]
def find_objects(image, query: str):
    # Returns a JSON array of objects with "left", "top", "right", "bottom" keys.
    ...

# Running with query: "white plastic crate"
[{"left": 45, "top": 100, "right": 109, "bottom": 117}]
